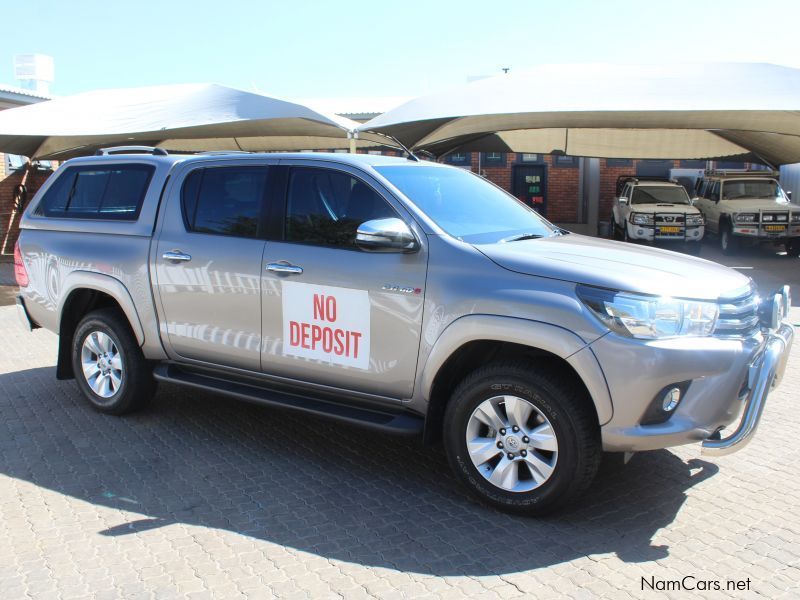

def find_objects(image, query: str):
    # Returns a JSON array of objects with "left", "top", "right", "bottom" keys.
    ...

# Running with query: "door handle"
[
  {"left": 162, "top": 250, "right": 192, "bottom": 262},
  {"left": 266, "top": 262, "right": 303, "bottom": 275}
]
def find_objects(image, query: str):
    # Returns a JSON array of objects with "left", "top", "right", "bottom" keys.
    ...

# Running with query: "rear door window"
[
  {"left": 35, "top": 164, "right": 154, "bottom": 220},
  {"left": 181, "top": 166, "right": 268, "bottom": 238}
]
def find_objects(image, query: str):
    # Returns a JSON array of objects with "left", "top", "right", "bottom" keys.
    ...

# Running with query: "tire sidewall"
[
  {"left": 444, "top": 373, "right": 584, "bottom": 513},
  {"left": 72, "top": 316, "right": 128, "bottom": 410}
]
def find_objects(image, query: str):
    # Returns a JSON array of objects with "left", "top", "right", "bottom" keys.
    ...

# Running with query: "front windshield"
[
  {"left": 374, "top": 165, "right": 557, "bottom": 243},
  {"left": 630, "top": 186, "right": 690, "bottom": 205},
  {"left": 722, "top": 179, "right": 785, "bottom": 200}
]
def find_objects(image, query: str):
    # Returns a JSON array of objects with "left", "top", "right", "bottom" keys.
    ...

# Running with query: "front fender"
[
  {"left": 58, "top": 271, "right": 145, "bottom": 345},
  {"left": 418, "top": 314, "right": 613, "bottom": 424}
]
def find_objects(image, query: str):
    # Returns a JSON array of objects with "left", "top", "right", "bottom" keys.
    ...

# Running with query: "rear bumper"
[{"left": 16, "top": 294, "right": 39, "bottom": 332}]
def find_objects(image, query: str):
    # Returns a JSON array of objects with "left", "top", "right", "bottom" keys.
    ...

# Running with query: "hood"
[
  {"left": 718, "top": 198, "right": 795, "bottom": 213},
  {"left": 628, "top": 203, "right": 700, "bottom": 215},
  {"left": 475, "top": 234, "right": 750, "bottom": 300}
]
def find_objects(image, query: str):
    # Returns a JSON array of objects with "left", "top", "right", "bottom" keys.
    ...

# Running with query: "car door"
[
  {"left": 617, "top": 183, "right": 632, "bottom": 225},
  {"left": 260, "top": 162, "right": 427, "bottom": 399},
  {"left": 154, "top": 160, "right": 273, "bottom": 371},
  {"left": 703, "top": 181, "right": 722, "bottom": 233}
]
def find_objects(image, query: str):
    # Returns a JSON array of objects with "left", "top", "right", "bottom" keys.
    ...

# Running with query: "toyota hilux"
[{"left": 14, "top": 148, "right": 794, "bottom": 515}]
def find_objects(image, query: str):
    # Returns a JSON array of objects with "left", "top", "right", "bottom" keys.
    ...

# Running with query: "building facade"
[{"left": 0, "top": 85, "right": 52, "bottom": 256}]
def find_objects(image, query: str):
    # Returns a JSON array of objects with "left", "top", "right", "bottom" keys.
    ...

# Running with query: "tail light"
[{"left": 14, "top": 240, "right": 29, "bottom": 288}]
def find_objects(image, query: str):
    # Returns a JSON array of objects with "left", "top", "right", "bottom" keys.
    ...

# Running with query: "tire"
[
  {"left": 71, "top": 308, "right": 156, "bottom": 415},
  {"left": 443, "top": 360, "right": 601, "bottom": 516},
  {"left": 720, "top": 222, "right": 738, "bottom": 256},
  {"left": 611, "top": 218, "right": 622, "bottom": 240},
  {"left": 786, "top": 239, "right": 800, "bottom": 257}
]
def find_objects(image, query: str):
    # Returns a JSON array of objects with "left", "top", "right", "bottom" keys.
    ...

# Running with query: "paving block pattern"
[{"left": 1, "top": 306, "right": 798, "bottom": 599}]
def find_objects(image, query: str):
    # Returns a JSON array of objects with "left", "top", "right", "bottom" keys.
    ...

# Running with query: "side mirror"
[
  {"left": 787, "top": 190, "right": 793, "bottom": 201},
  {"left": 356, "top": 218, "right": 419, "bottom": 252},
  {"left": 690, "top": 197, "right": 699, "bottom": 205},
  {"left": 619, "top": 197, "right": 628, "bottom": 205}
]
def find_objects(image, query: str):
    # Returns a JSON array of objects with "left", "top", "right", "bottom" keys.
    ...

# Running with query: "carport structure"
[{"left": 358, "top": 62, "right": 800, "bottom": 233}]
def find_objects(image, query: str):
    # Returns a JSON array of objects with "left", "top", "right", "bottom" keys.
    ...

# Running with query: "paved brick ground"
[{"left": 1, "top": 306, "right": 799, "bottom": 599}]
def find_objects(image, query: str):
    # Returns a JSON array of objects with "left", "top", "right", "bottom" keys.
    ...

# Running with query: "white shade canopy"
[
  {"left": 0, "top": 83, "right": 383, "bottom": 159},
  {"left": 358, "top": 63, "right": 800, "bottom": 165}
]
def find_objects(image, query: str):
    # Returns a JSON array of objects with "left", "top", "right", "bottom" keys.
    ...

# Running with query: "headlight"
[
  {"left": 791, "top": 213, "right": 800, "bottom": 222},
  {"left": 735, "top": 213, "right": 757, "bottom": 223},
  {"left": 685, "top": 214, "right": 704, "bottom": 226},
  {"left": 762, "top": 214, "right": 774, "bottom": 222},
  {"left": 631, "top": 213, "right": 654, "bottom": 225},
  {"left": 577, "top": 285, "right": 719, "bottom": 339}
]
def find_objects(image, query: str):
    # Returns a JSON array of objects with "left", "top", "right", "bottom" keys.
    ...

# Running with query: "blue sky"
[{"left": 2, "top": 0, "right": 799, "bottom": 100}]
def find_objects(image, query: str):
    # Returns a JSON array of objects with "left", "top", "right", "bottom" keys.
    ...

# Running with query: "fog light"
[{"left": 662, "top": 387, "right": 681, "bottom": 412}]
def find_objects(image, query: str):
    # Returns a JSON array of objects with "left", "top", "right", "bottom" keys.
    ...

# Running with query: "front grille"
[
  {"left": 715, "top": 285, "right": 760, "bottom": 338},
  {"left": 655, "top": 214, "right": 685, "bottom": 224},
  {"left": 760, "top": 212, "right": 789, "bottom": 223}
]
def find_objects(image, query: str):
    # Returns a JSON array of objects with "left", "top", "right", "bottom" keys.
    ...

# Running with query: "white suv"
[{"left": 611, "top": 177, "right": 704, "bottom": 253}]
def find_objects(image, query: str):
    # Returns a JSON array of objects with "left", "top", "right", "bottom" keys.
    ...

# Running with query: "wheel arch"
[
  {"left": 419, "top": 315, "right": 612, "bottom": 444},
  {"left": 55, "top": 272, "right": 145, "bottom": 380}
]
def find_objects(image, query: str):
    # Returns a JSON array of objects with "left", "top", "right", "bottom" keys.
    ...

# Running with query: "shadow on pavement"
[{"left": 0, "top": 366, "right": 718, "bottom": 576}]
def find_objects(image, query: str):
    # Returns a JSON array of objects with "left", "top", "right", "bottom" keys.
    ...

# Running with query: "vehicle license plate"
[
  {"left": 765, "top": 225, "right": 786, "bottom": 232},
  {"left": 659, "top": 226, "right": 680, "bottom": 233}
]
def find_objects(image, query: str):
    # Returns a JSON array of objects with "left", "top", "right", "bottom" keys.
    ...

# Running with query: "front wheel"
[
  {"left": 443, "top": 361, "right": 601, "bottom": 515},
  {"left": 720, "top": 223, "right": 739, "bottom": 255},
  {"left": 71, "top": 308, "right": 156, "bottom": 415}
]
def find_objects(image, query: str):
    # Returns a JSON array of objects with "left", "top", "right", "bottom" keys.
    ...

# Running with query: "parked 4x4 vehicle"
[
  {"left": 611, "top": 176, "right": 704, "bottom": 253},
  {"left": 14, "top": 148, "right": 794, "bottom": 515},
  {"left": 693, "top": 170, "right": 800, "bottom": 255}
]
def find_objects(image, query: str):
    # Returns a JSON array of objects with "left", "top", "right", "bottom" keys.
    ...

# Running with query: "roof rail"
[
  {"left": 197, "top": 150, "right": 253, "bottom": 155},
  {"left": 95, "top": 146, "right": 169, "bottom": 156},
  {"left": 703, "top": 168, "right": 780, "bottom": 177}
]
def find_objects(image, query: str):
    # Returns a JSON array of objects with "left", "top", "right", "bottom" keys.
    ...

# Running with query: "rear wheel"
[
  {"left": 71, "top": 308, "right": 156, "bottom": 415},
  {"left": 443, "top": 360, "right": 601, "bottom": 515}
]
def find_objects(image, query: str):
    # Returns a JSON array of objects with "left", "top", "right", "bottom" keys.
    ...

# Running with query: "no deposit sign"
[{"left": 281, "top": 281, "right": 371, "bottom": 370}]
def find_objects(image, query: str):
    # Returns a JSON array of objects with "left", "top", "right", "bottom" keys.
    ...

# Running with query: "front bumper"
[
  {"left": 596, "top": 312, "right": 793, "bottom": 454},
  {"left": 732, "top": 223, "right": 800, "bottom": 239},
  {"left": 701, "top": 322, "right": 793, "bottom": 456},
  {"left": 627, "top": 222, "right": 704, "bottom": 242}
]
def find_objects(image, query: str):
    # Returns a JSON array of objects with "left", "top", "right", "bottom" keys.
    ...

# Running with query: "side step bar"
[{"left": 152, "top": 364, "right": 424, "bottom": 436}]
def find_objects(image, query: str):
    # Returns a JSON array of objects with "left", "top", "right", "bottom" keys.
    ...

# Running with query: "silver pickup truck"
[{"left": 14, "top": 147, "right": 794, "bottom": 515}]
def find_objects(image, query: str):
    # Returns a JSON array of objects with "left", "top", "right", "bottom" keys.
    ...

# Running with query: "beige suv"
[{"left": 693, "top": 171, "right": 800, "bottom": 255}]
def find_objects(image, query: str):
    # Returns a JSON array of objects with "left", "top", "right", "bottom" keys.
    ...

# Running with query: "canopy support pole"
[{"left": 348, "top": 131, "right": 357, "bottom": 154}]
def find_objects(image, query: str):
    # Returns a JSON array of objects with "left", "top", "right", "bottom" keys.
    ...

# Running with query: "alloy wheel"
[
  {"left": 466, "top": 395, "right": 559, "bottom": 493},
  {"left": 80, "top": 331, "right": 124, "bottom": 398}
]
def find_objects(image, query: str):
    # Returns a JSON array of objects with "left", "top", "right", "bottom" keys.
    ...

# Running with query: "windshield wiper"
[{"left": 499, "top": 233, "right": 545, "bottom": 243}]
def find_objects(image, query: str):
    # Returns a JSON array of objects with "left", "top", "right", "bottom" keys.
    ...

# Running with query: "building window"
[
  {"left": 5, "top": 154, "right": 29, "bottom": 171},
  {"left": 482, "top": 152, "right": 506, "bottom": 166},
  {"left": 606, "top": 158, "right": 632, "bottom": 167},
  {"left": 367, "top": 150, "right": 383, "bottom": 155},
  {"left": 553, "top": 154, "right": 578, "bottom": 168},
  {"left": 680, "top": 160, "right": 707, "bottom": 168},
  {"left": 520, "top": 153, "right": 540, "bottom": 162},
  {"left": 445, "top": 152, "right": 471, "bottom": 165}
]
